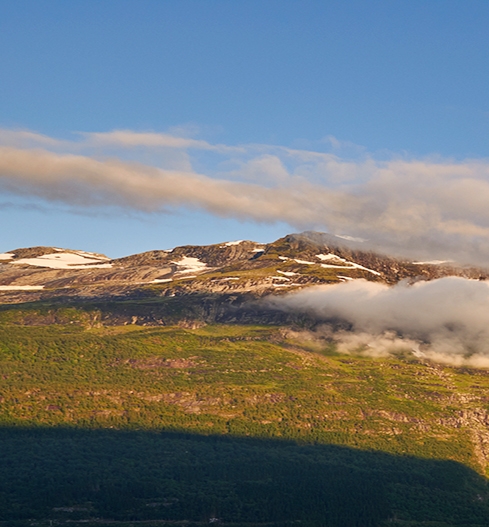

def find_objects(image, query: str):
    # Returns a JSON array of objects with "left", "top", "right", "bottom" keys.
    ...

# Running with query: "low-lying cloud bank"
[
  {"left": 266, "top": 277, "right": 489, "bottom": 368},
  {"left": 3, "top": 128, "right": 489, "bottom": 264}
]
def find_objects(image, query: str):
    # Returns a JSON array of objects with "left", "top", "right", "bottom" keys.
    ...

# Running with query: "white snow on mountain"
[
  {"left": 278, "top": 256, "right": 318, "bottom": 265},
  {"left": 316, "top": 253, "right": 381, "bottom": 276},
  {"left": 0, "top": 253, "right": 14, "bottom": 260},
  {"left": 172, "top": 256, "right": 208, "bottom": 274},
  {"left": 221, "top": 240, "right": 244, "bottom": 247},
  {"left": 12, "top": 252, "right": 113, "bottom": 269},
  {"left": 0, "top": 285, "right": 44, "bottom": 290},
  {"left": 294, "top": 259, "right": 315, "bottom": 265},
  {"left": 277, "top": 270, "right": 297, "bottom": 277},
  {"left": 412, "top": 260, "right": 451, "bottom": 265}
]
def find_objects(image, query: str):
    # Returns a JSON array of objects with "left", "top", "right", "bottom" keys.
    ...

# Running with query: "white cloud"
[
  {"left": 267, "top": 278, "right": 489, "bottom": 367},
  {"left": 81, "top": 129, "right": 243, "bottom": 154},
  {"left": 2, "top": 128, "right": 489, "bottom": 264},
  {"left": 0, "top": 145, "right": 351, "bottom": 221},
  {"left": 0, "top": 129, "right": 63, "bottom": 148}
]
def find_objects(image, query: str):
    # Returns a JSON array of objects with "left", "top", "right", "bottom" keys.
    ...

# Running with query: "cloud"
[
  {"left": 3, "top": 128, "right": 489, "bottom": 264},
  {"left": 0, "top": 129, "right": 63, "bottom": 148},
  {"left": 0, "top": 146, "right": 345, "bottom": 218},
  {"left": 223, "top": 154, "right": 292, "bottom": 185},
  {"left": 81, "top": 130, "right": 243, "bottom": 153},
  {"left": 266, "top": 278, "right": 489, "bottom": 367}
]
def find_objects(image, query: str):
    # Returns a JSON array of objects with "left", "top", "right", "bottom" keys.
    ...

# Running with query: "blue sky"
[{"left": 1, "top": 1, "right": 489, "bottom": 261}]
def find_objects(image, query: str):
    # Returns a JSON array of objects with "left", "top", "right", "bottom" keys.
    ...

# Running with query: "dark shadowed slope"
[{"left": 1, "top": 427, "right": 489, "bottom": 526}]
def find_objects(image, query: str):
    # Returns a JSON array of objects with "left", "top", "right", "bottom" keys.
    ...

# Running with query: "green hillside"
[{"left": 1, "top": 302, "right": 489, "bottom": 526}]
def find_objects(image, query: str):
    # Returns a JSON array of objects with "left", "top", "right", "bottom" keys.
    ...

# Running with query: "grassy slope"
[{"left": 1, "top": 305, "right": 489, "bottom": 525}]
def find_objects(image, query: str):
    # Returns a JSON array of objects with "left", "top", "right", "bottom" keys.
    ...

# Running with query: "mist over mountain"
[{"left": 1, "top": 231, "right": 488, "bottom": 369}]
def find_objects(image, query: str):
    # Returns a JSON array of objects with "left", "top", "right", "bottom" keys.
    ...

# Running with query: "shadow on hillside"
[
  {"left": 0, "top": 427, "right": 488, "bottom": 526},
  {"left": 0, "top": 294, "right": 300, "bottom": 327}
]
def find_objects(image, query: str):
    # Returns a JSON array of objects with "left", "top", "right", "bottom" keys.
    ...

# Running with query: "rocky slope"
[{"left": 0, "top": 231, "right": 486, "bottom": 305}]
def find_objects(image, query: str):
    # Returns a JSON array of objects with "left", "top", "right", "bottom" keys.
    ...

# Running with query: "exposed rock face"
[{"left": 0, "top": 232, "right": 486, "bottom": 304}]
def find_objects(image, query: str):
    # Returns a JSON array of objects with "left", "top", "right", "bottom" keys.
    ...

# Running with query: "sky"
[{"left": 1, "top": 1, "right": 489, "bottom": 260}]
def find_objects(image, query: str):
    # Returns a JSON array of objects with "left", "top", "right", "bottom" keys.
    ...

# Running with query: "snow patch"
[
  {"left": 252, "top": 248, "right": 265, "bottom": 253},
  {"left": 278, "top": 256, "right": 315, "bottom": 265},
  {"left": 12, "top": 252, "right": 113, "bottom": 269},
  {"left": 222, "top": 240, "right": 244, "bottom": 247},
  {"left": 412, "top": 260, "right": 451, "bottom": 265},
  {"left": 0, "top": 285, "right": 44, "bottom": 291},
  {"left": 152, "top": 278, "right": 173, "bottom": 283},
  {"left": 294, "top": 259, "right": 315, "bottom": 265},
  {"left": 316, "top": 253, "right": 381, "bottom": 276},
  {"left": 173, "top": 256, "right": 208, "bottom": 274},
  {"left": 277, "top": 270, "right": 297, "bottom": 277},
  {"left": 74, "top": 250, "right": 109, "bottom": 260},
  {"left": 0, "top": 253, "right": 14, "bottom": 260}
]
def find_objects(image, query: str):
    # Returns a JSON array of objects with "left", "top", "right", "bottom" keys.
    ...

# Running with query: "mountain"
[
  {"left": 1, "top": 232, "right": 486, "bottom": 307},
  {"left": 2, "top": 234, "right": 489, "bottom": 525},
  {"left": 2, "top": 311, "right": 489, "bottom": 526}
]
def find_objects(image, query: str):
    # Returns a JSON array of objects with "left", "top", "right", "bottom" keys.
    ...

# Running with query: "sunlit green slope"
[{"left": 1, "top": 305, "right": 489, "bottom": 526}]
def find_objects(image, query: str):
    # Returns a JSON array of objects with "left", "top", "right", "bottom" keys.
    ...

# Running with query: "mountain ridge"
[
  {"left": 1, "top": 232, "right": 487, "bottom": 306},
  {"left": 3, "top": 234, "right": 489, "bottom": 525}
]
